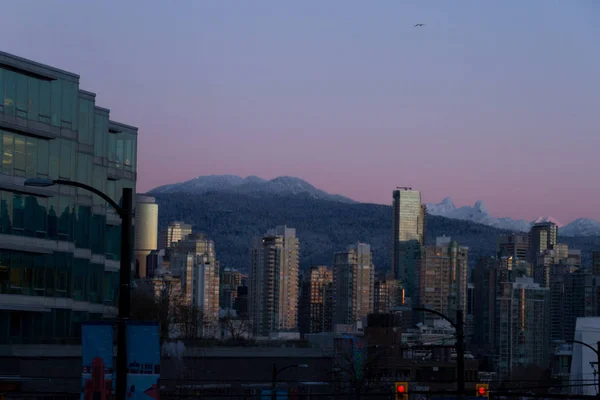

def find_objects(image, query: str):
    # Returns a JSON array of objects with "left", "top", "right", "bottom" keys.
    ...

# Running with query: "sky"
[{"left": 1, "top": 1, "right": 599, "bottom": 223}]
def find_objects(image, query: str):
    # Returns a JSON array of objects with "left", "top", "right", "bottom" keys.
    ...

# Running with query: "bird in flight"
[{"left": 414, "top": 24, "right": 425, "bottom": 27}]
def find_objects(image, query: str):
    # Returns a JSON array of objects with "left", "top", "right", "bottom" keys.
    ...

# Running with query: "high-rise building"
[
  {"left": 593, "top": 251, "right": 600, "bottom": 275},
  {"left": 497, "top": 233, "right": 529, "bottom": 260},
  {"left": 496, "top": 277, "right": 550, "bottom": 379},
  {"left": 219, "top": 267, "right": 242, "bottom": 311},
  {"left": 249, "top": 226, "right": 300, "bottom": 336},
  {"left": 0, "top": 51, "right": 137, "bottom": 344},
  {"left": 374, "top": 271, "right": 404, "bottom": 313},
  {"left": 171, "top": 233, "right": 220, "bottom": 326},
  {"left": 417, "top": 236, "right": 468, "bottom": 323},
  {"left": 299, "top": 265, "right": 333, "bottom": 335},
  {"left": 159, "top": 221, "right": 192, "bottom": 249},
  {"left": 392, "top": 187, "right": 425, "bottom": 300},
  {"left": 333, "top": 242, "right": 375, "bottom": 328},
  {"left": 134, "top": 195, "right": 158, "bottom": 278},
  {"left": 529, "top": 222, "right": 558, "bottom": 264}
]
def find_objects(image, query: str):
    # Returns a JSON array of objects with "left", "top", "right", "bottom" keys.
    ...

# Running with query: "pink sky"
[{"left": 1, "top": 1, "right": 599, "bottom": 223}]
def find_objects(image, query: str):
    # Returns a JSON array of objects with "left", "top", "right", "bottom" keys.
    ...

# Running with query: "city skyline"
[{"left": 1, "top": 1, "right": 598, "bottom": 223}]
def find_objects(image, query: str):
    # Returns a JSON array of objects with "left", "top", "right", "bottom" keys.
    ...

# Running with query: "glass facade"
[{"left": 0, "top": 52, "right": 137, "bottom": 344}]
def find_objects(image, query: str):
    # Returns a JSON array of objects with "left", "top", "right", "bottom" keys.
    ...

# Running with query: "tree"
[{"left": 220, "top": 310, "right": 253, "bottom": 342}]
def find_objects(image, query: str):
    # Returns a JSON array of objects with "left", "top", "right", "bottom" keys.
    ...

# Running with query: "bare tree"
[{"left": 220, "top": 311, "right": 253, "bottom": 342}]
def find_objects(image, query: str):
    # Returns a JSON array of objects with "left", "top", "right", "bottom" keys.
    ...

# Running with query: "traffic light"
[
  {"left": 394, "top": 382, "right": 408, "bottom": 400},
  {"left": 476, "top": 383, "right": 489, "bottom": 398}
]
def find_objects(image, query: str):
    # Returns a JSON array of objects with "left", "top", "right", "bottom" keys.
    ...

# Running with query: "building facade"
[
  {"left": 417, "top": 237, "right": 468, "bottom": 323},
  {"left": 299, "top": 265, "right": 333, "bottom": 335},
  {"left": 0, "top": 51, "right": 137, "bottom": 344},
  {"left": 528, "top": 222, "right": 558, "bottom": 265},
  {"left": 497, "top": 233, "right": 529, "bottom": 260},
  {"left": 332, "top": 242, "right": 374, "bottom": 329},
  {"left": 249, "top": 226, "right": 300, "bottom": 336},
  {"left": 392, "top": 187, "right": 425, "bottom": 301},
  {"left": 160, "top": 220, "right": 192, "bottom": 249},
  {"left": 170, "top": 233, "right": 220, "bottom": 326},
  {"left": 134, "top": 194, "right": 158, "bottom": 278},
  {"left": 496, "top": 277, "right": 550, "bottom": 379}
]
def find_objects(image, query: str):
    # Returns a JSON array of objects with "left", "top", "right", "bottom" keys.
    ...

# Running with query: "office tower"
[
  {"left": 550, "top": 270, "right": 594, "bottom": 343},
  {"left": 159, "top": 221, "right": 192, "bottom": 249},
  {"left": 171, "top": 233, "right": 220, "bottom": 326},
  {"left": 528, "top": 222, "right": 558, "bottom": 264},
  {"left": 417, "top": 237, "right": 468, "bottom": 323},
  {"left": 299, "top": 266, "right": 333, "bottom": 335},
  {"left": 0, "top": 51, "right": 137, "bottom": 344},
  {"left": 249, "top": 226, "right": 300, "bottom": 336},
  {"left": 374, "top": 271, "right": 404, "bottom": 313},
  {"left": 219, "top": 267, "right": 242, "bottom": 310},
  {"left": 593, "top": 251, "right": 600, "bottom": 275},
  {"left": 333, "top": 242, "right": 375, "bottom": 328},
  {"left": 134, "top": 195, "right": 158, "bottom": 278},
  {"left": 472, "top": 257, "right": 503, "bottom": 352},
  {"left": 497, "top": 233, "right": 529, "bottom": 260},
  {"left": 496, "top": 277, "right": 550, "bottom": 379},
  {"left": 392, "top": 187, "right": 425, "bottom": 300}
]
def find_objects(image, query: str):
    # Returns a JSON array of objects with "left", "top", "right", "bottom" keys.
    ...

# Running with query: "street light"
[
  {"left": 399, "top": 306, "right": 465, "bottom": 399},
  {"left": 25, "top": 178, "right": 133, "bottom": 400},
  {"left": 271, "top": 363, "right": 308, "bottom": 400},
  {"left": 554, "top": 339, "right": 600, "bottom": 397}
]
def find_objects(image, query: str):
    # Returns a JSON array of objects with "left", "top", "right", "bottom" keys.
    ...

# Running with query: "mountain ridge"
[
  {"left": 149, "top": 174, "right": 357, "bottom": 204},
  {"left": 153, "top": 191, "right": 600, "bottom": 271}
]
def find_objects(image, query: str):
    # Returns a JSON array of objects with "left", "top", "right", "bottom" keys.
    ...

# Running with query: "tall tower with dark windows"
[{"left": 392, "top": 187, "right": 425, "bottom": 302}]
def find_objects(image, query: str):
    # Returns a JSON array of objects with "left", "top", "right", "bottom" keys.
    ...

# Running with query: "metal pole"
[
  {"left": 271, "top": 363, "right": 277, "bottom": 400},
  {"left": 597, "top": 341, "right": 600, "bottom": 398},
  {"left": 456, "top": 309, "right": 465, "bottom": 400},
  {"left": 116, "top": 188, "right": 133, "bottom": 400}
]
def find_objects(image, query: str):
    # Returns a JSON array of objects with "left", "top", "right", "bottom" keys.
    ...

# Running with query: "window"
[
  {"left": 75, "top": 205, "right": 91, "bottom": 248},
  {"left": 78, "top": 98, "right": 94, "bottom": 145},
  {"left": 0, "top": 190, "right": 13, "bottom": 234},
  {"left": 3, "top": 70, "right": 16, "bottom": 117},
  {"left": 37, "top": 139, "right": 49, "bottom": 177},
  {"left": 59, "top": 140, "right": 74, "bottom": 179},
  {"left": 93, "top": 113, "right": 107, "bottom": 158},
  {"left": 2, "top": 132, "right": 13, "bottom": 175},
  {"left": 12, "top": 194, "right": 24, "bottom": 234},
  {"left": 16, "top": 73, "right": 28, "bottom": 119},
  {"left": 39, "top": 80, "right": 51, "bottom": 124},
  {"left": 14, "top": 136, "right": 26, "bottom": 176},
  {"left": 0, "top": 68, "right": 4, "bottom": 113}
]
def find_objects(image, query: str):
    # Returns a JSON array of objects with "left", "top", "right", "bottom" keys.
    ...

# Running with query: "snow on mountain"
[
  {"left": 560, "top": 218, "right": 600, "bottom": 237},
  {"left": 533, "top": 216, "right": 564, "bottom": 228},
  {"left": 425, "top": 198, "right": 532, "bottom": 232},
  {"left": 149, "top": 175, "right": 357, "bottom": 203}
]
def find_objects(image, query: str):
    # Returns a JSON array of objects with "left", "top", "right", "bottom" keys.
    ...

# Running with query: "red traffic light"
[
  {"left": 478, "top": 386, "right": 486, "bottom": 395},
  {"left": 397, "top": 385, "right": 405, "bottom": 393}
]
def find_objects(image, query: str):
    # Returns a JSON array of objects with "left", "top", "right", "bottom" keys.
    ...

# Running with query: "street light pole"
[
  {"left": 24, "top": 178, "right": 133, "bottom": 400},
  {"left": 116, "top": 188, "right": 133, "bottom": 400},
  {"left": 271, "top": 363, "right": 308, "bottom": 400},
  {"left": 410, "top": 306, "right": 465, "bottom": 399}
]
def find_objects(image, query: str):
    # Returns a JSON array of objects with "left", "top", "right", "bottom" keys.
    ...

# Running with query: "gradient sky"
[{"left": 2, "top": 1, "right": 599, "bottom": 223}]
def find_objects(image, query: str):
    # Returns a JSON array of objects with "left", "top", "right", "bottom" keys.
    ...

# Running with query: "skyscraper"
[
  {"left": 171, "top": 233, "right": 220, "bottom": 326},
  {"left": 528, "top": 222, "right": 558, "bottom": 264},
  {"left": 134, "top": 195, "right": 158, "bottom": 278},
  {"left": 497, "top": 233, "right": 529, "bottom": 260},
  {"left": 417, "top": 236, "right": 468, "bottom": 323},
  {"left": 249, "top": 226, "right": 299, "bottom": 336},
  {"left": 160, "top": 220, "right": 192, "bottom": 249},
  {"left": 496, "top": 277, "right": 550, "bottom": 379},
  {"left": 0, "top": 51, "right": 137, "bottom": 344},
  {"left": 593, "top": 251, "right": 600, "bottom": 275},
  {"left": 333, "top": 242, "right": 375, "bottom": 328},
  {"left": 392, "top": 187, "right": 425, "bottom": 300},
  {"left": 299, "top": 265, "right": 333, "bottom": 335}
]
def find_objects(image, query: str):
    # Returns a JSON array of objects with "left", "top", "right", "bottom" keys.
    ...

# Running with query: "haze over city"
[{"left": 2, "top": 0, "right": 598, "bottom": 222}]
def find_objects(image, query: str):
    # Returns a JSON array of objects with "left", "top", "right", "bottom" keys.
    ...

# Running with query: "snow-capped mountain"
[
  {"left": 426, "top": 197, "right": 600, "bottom": 236},
  {"left": 560, "top": 218, "right": 600, "bottom": 237},
  {"left": 149, "top": 175, "right": 357, "bottom": 203},
  {"left": 425, "top": 197, "right": 532, "bottom": 232}
]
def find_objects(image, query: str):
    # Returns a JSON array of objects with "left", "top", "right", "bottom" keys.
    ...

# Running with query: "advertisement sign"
[
  {"left": 81, "top": 321, "right": 115, "bottom": 400},
  {"left": 126, "top": 321, "right": 161, "bottom": 400}
]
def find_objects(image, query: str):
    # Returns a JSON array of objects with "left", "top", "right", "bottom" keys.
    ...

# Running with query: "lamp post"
[
  {"left": 271, "top": 363, "right": 308, "bottom": 400},
  {"left": 25, "top": 178, "right": 133, "bottom": 400},
  {"left": 554, "top": 339, "right": 600, "bottom": 397},
  {"left": 399, "top": 306, "right": 465, "bottom": 399}
]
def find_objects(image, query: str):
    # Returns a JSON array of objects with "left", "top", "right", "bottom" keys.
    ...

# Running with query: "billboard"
[
  {"left": 81, "top": 321, "right": 115, "bottom": 400},
  {"left": 125, "top": 321, "right": 161, "bottom": 400}
]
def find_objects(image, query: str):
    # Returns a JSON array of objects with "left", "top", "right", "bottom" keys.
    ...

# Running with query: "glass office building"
[{"left": 0, "top": 51, "right": 137, "bottom": 344}]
